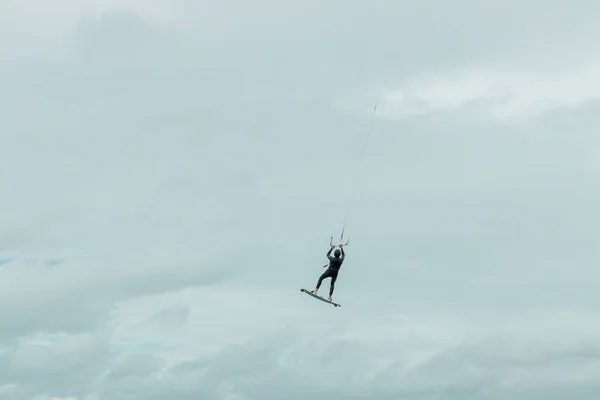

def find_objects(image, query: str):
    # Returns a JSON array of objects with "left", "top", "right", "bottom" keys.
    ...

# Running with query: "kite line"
[{"left": 334, "top": 100, "right": 379, "bottom": 245}]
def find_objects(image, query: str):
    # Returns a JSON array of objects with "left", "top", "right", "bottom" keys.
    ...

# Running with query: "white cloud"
[
  {"left": 0, "top": 0, "right": 348, "bottom": 60},
  {"left": 3, "top": 0, "right": 600, "bottom": 398},
  {"left": 374, "top": 59, "right": 600, "bottom": 121},
  {"left": 9, "top": 288, "right": 596, "bottom": 400}
]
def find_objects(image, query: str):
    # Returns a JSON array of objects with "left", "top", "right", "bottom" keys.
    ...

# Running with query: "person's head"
[{"left": 334, "top": 249, "right": 341, "bottom": 258}]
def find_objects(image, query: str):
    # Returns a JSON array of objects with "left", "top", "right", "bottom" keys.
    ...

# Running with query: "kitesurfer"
[{"left": 312, "top": 244, "right": 345, "bottom": 301}]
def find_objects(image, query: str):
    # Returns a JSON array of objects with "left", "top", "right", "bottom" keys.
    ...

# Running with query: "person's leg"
[
  {"left": 313, "top": 269, "right": 332, "bottom": 295},
  {"left": 328, "top": 272, "right": 338, "bottom": 300}
]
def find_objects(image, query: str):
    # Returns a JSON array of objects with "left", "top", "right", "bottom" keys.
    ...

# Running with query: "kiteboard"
[{"left": 301, "top": 288, "right": 341, "bottom": 307}]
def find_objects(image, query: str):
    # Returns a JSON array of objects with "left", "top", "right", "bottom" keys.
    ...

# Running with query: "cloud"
[
  {"left": 162, "top": 310, "right": 600, "bottom": 400},
  {"left": 3, "top": 1, "right": 600, "bottom": 399},
  {"left": 0, "top": 252, "right": 229, "bottom": 341},
  {"left": 361, "top": 59, "right": 600, "bottom": 122},
  {"left": 0, "top": 331, "right": 109, "bottom": 399},
  {"left": 5, "top": 295, "right": 599, "bottom": 400}
]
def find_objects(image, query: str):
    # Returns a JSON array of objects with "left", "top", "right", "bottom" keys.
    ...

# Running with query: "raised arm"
[
  {"left": 339, "top": 247, "right": 345, "bottom": 261},
  {"left": 326, "top": 246, "right": 334, "bottom": 261}
]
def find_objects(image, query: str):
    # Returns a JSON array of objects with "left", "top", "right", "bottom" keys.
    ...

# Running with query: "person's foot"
[
  {"left": 327, "top": 296, "right": 332, "bottom": 301},
  {"left": 312, "top": 289, "right": 318, "bottom": 295}
]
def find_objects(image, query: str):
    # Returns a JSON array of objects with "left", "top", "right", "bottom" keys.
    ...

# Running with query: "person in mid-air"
[{"left": 312, "top": 244, "right": 345, "bottom": 301}]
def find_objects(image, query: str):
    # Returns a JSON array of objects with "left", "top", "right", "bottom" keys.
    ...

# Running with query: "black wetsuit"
[{"left": 316, "top": 247, "right": 345, "bottom": 296}]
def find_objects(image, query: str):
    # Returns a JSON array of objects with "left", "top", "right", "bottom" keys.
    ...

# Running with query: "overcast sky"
[{"left": 2, "top": 1, "right": 600, "bottom": 399}]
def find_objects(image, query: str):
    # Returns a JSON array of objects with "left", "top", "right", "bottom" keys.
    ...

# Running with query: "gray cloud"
[
  {"left": 2, "top": 1, "right": 600, "bottom": 399},
  {"left": 4, "top": 316, "right": 595, "bottom": 400}
]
